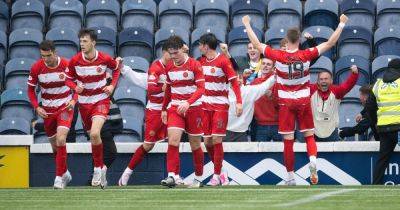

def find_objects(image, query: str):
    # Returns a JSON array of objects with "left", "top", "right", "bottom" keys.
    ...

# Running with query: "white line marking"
[{"left": 274, "top": 189, "right": 357, "bottom": 207}]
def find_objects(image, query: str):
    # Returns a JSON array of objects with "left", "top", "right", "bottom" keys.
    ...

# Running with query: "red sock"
[
  {"left": 305, "top": 135, "right": 318, "bottom": 157},
  {"left": 128, "top": 145, "right": 148, "bottom": 170},
  {"left": 92, "top": 143, "right": 104, "bottom": 168},
  {"left": 192, "top": 147, "right": 204, "bottom": 176},
  {"left": 55, "top": 146, "right": 67, "bottom": 176},
  {"left": 213, "top": 143, "right": 224, "bottom": 175},
  {"left": 167, "top": 145, "right": 180, "bottom": 174},
  {"left": 175, "top": 159, "right": 181, "bottom": 175},
  {"left": 205, "top": 145, "right": 214, "bottom": 163},
  {"left": 283, "top": 139, "right": 295, "bottom": 172}
]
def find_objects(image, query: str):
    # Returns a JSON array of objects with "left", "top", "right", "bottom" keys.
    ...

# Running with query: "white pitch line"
[{"left": 274, "top": 189, "right": 357, "bottom": 207}]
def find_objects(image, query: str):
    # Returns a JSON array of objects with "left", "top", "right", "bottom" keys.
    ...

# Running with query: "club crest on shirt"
[
  {"left": 183, "top": 71, "right": 189, "bottom": 78},
  {"left": 96, "top": 66, "right": 102, "bottom": 73},
  {"left": 59, "top": 73, "right": 65, "bottom": 80},
  {"left": 211, "top": 68, "right": 216, "bottom": 74}
]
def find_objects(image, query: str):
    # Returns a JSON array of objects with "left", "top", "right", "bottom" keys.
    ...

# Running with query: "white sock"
[
  {"left": 213, "top": 174, "right": 220, "bottom": 179},
  {"left": 309, "top": 156, "right": 317, "bottom": 165},
  {"left": 195, "top": 175, "right": 202, "bottom": 181},
  {"left": 287, "top": 171, "right": 295, "bottom": 180},
  {"left": 168, "top": 172, "right": 176, "bottom": 177},
  {"left": 124, "top": 167, "right": 133, "bottom": 175}
]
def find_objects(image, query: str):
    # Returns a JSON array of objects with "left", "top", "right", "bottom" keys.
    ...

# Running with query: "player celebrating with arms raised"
[{"left": 242, "top": 14, "right": 348, "bottom": 185}]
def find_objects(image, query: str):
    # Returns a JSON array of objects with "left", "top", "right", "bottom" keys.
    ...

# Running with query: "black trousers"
[
  {"left": 101, "top": 131, "right": 117, "bottom": 168},
  {"left": 373, "top": 131, "right": 398, "bottom": 184}
]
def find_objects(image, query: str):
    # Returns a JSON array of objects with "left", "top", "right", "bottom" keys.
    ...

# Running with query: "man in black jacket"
[{"left": 365, "top": 58, "right": 400, "bottom": 184}]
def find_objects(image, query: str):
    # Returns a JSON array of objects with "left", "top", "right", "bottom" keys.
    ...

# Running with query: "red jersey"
[
  {"left": 147, "top": 59, "right": 167, "bottom": 111},
  {"left": 66, "top": 50, "right": 120, "bottom": 104},
  {"left": 27, "top": 57, "right": 73, "bottom": 114},
  {"left": 263, "top": 46, "right": 319, "bottom": 104},
  {"left": 162, "top": 57, "right": 205, "bottom": 109},
  {"left": 251, "top": 75, "right": 279, "bottom": 125},
  {"left": 199, "top": 54, "right": 242, "bottom": 111}
]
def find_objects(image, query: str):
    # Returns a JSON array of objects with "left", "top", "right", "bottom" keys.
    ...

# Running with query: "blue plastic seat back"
[
  {"left": 338, "top": 26, "right": 373, "bottom": 59},
  {"left": 301, "top": 26, "right": 335, "bottom": 59},
  {"left": 191, "top": 27, "right": 226, "bottom": 59},
  {"left": 118, "top": 27, "right": 154, "bottom": 62},
  {"left": 158, "top": 0, "right": 193, "bottom": 31},
  {"left": 122, "top": 0, "right": 156, "bottom": 33},
  {"left": 231, "top": 0, "right": 266, "bottom": 30},
  {"left": 11, "top": 0, "right": 45, "bottom": 31},
  {"left": 377, "top": 0, "right": 400, "bottom": 28},
  {"left": 1, "top": 88, "right": 33, "bottom": 121},
  {"left": 91, "top": 26, "right": 117, "bottom": 57},
  {"left": 265, "top": 27, "right": 287, "bottom": 49},
  {"left": 46, "top": 27, "right": 79, "bottom": 59},
  {"left": 123, "top": 56, "right": 149, "bottom": 73},
  {"left": 49, "top": 0, "right": 83, "bottom": 32},
  {"left": 304, "top": 0, "right": 338, "bottom": 29},
  {"left": 267, "top": 0, "right": 302, "bottom": 29},
  {"left": 195, "top": 0, "right": 229, "bottom": 29},
  {"left": 228, "top": 26, "right": 263, "bottom": 58},
  {"left": 114, "top": 117, "right": 143, "bottom": 142},
  {"left": 114, "top": 85, "right": 147, "bottom": 106},
  {"left": 374, "top": 26, "right": 400, "bottom": 57},
  {"left": 85, "top": 0, "right": 121, "bottom": 32},
  {"left": 372, "top": 55, "right": 400, "bottom": 82},
  {"left": 0, "top": 31, "right": 7, "bottom": 65},
  {"left": 5, "top": 58, "right": 35, "bottom": 89},
  {"left": 155, "top": 27, "right": 189, "bottom": 59},
  {"left": 0, "top": 1, "right": 9, "bottom": 32},
  {"left": 340, "top": 0, "right": 376, "bottom": 31},
  {"left": 9, "top": 28, "right": 43, "bottom": 60},
  {"left": 0, "top": 117, "right": 30, "bottom": 135},
  {"left": 339, "top": 101, "right": 363, "bottom": 128},
  {"left": 335, "top": 55, "right": 370, "bottom": 86}
]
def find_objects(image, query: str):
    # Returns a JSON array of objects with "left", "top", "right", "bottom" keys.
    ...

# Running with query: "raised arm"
[
  {"left": 242, "top": 15, "right": 266, "bottom": 54},
  {"left": 316, "top": 14, "right": 348, "bottom": 55},
  {"left": 120, "top": 65, "right": 148, "bottom": 89},
  {"left": 333, "top": 65, "right": 359, "bottom": 99}
]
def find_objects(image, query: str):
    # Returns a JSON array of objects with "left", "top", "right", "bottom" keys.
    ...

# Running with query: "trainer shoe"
[
  {"left": 100, "top": 165, "right": 108, "bottom": 189},
  {"left": 175, "top": 175, "right": 185, "bottom": 185},
  {"left": 309, "top": 163, "right": 318, "bottom": 185},
  {"left": 118, "top": 168, "right": 132, "bottom": 186},
  {"left": 285, "top": 179, "right": 297, "bottom": 186},
  {"left": 91, "top": 167, "right": 102, "bottom": 187},
  {"left": 62, "top": 170, "right": 72, "bottom": 188},
  {"left": 188, "top": 178, "right": 203, "bottom": 188},
  {"left": 53, "top": 176, "right": 64, "bottom": 189},
  {"left": 220, "top": 172, "right": 229, "bottom": 186},
  {"left": 161, "top": 176, "right": 176, "bottom": 188},
  {"left": 206, "top": 175, "right": 220, "bottom": 186}
]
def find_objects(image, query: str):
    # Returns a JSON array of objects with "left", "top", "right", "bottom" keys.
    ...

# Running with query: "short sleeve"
[
  {"left": 105, "top": 54, "right": 119, "bottom": 70},
  {"left": 27, "top": 63, "right": 39, "bottom": 86},
  {"left": 193, "top": 60, "right": 205, "bottom": 83},
  {"left": 263, "top": 45, "right": 281, "bottom": 61}
]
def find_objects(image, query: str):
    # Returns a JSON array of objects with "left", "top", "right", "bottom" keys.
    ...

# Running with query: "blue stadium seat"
[
  {"left": 49, "top": 0, "right": 84, "bottom": 32},
  {"left": 374, "top": 26, "right": 400, "bottom": 57},
  {"left": 339, "top": 102, "right": 363, "bottom": 136},
  {"left": 195, "top": 0, "right": 229, "bottom": 30},
  {"left": 343, "top": 84, "right": 361, "bottom": 102},
  {"left": 0, "top": 88, "right": 33, "bottom": 122},
  {"left": 8, "top": 28, "right": 43, "bottom": 60},
  {"left": 338, "top": 26, "right": 373, "bottom": 59},
  {"left": 75, "top": 113, "right": 88, "bottom": 143},
  {"left": 0, "top": 31, "right": 6, "bottom": 65},
  {"left": 45, "top": 27, "right": 79, "bottom": 59},
  {"left": 122, "top": 0, "right": 157, "bottom": 33},
  {"left": 231, "top": 0, "right": 266, "bottom": 30},
  {"left": 377, "top": 0, "right": 400, "bottom": 28},
  {"left": 304, "top": 0, "right": 339, "bottom": 29},
  {"left": 11, "top": 0, "right": 45, "bottom": 31},
  {"left": 91, "top": 26, "right": 116, "bottom": 57},
  {"left": 228, "top": 26, "right": 263, "bottom": 58},
  {"left": 114, "top": 86, "right": 146, "bottom": 125},
  {"left": 0, "top": 117, "right": 30, "bottom": 135},
  {"left": 372, "top": 55, "right": 400, "bottom": 82},
  {"left": 301, "top": 26, "right": 335, "bottom": 60},
  {"left": 340, "top": 0, "right": 375, "bottom": 32},
  {"left": 0, "top": 1, "right": 9, "bottom": 32},
  {"left": 191, "top": 27, "right": 226, "bottom": 59},
  {"left": 335, "top": 55, "right": 370, "bottom": 86},
  {"left": 309, "top": 56, "right": 333, "bottom": 83},
  {"left": 118, "top": 56, "right": 149, "bottom": 88},
  {"left": 267, "top": 0, "right": 302, "bottom": 29},
  {"left": 5, "top": 58, "right": 35, "bottom": 89},
  {"left": 265, "top": 27, "right": 287, "bottom": 49},
  {"left": 85, "top": 0, "right": 120, "bottom": 32},
  {"left": 118, "top": 27, "right": 154, "bottom": 62},
  {"left": 114, "top": 117, "right": 143, "bottom": 142},
  {"left": 155, "top": 27, "right": 189, "bottom": 59},
  {"left": 158, "top": 0, "right": 193, "bottom": 32}
]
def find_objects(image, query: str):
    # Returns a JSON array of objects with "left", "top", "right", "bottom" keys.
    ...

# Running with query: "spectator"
[
  {"left": 339, "top": 85, "right": 379, "bottom": 141},
  {"left": 243, "top": 43, "right": 263, "bottom": 85},
  {"left": 251, "top": 58, "right": 281, "bottom": 141},
  {"left": 310, "top": 65, "right": 359, "bottom": 141}
]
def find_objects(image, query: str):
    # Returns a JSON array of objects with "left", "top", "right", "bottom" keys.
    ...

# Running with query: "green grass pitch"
[{"left": 1, "top": 186, "right": 399, "bottom": 210}]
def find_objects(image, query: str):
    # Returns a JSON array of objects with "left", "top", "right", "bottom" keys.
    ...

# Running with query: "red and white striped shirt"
[
  {"left": 263, "top": 46, "right": 319, "bottom": 104},
  {"left": 199, "top": 54, "right": 242, "bottom": 111},
  {"left": 162, "top": 57, "right": 205, "bottom": 110},
  {"left": 66, "top": 50, "right": 120, "bottom": 104},
  {"left": 147, "top": 60, "right": 167, "bottom": 110},
  {"left": 27, "top": 57, "right": 73, "bottom": 114}
]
